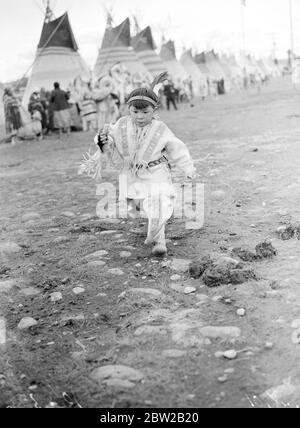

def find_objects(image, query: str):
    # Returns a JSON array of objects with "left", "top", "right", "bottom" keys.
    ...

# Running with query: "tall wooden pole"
[
  {"left": 289, "top": 0, "right": 294, "bottom": 56},
  {"left": 241, "top": 1, "right": 246, "bottom": 52}
]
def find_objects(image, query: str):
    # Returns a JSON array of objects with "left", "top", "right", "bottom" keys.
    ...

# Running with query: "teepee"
[
  {"left": 94, "top": 17, "right": 150, "bottom": 80},
  {"left": 132, "top": 26, "right": 166, "bottom": 76},
  {"left": 0, "top": 82, "right": 5, "bottom": 141},
  {"left": 180, "top": 49, "right": 206, "bottom": 95},
  {"left": 160, "top": 40, "right": 188, "bottom": 83},
  {"left": 194, "top": 52, "right": 213, "bottom": 80},
  {"left": 205, "top": 51, "right": 226, "bottom": 81},
  {"left": 22, "top": 8, "right": 91, "bottom": 107}
]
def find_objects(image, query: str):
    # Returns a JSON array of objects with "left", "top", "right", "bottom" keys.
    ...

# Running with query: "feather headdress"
[
  {"left": 126, "top": 71, "right": 169, "bottom": 106},
  {"left": 150, "top": 71, "right": 169, "bottom": 96}
]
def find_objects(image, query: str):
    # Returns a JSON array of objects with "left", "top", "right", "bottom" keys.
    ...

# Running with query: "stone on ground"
[
  {"left": 108, "top": 268, "right": 124, "bottom": 276},
  {"left": 21, "top": 212, "right": 41, "bottom": 222},
  {"left": 0, "top": 280, "right": 16, "bottom": 293},
  {"left": 0, "top": 242, "right": 22, "bottom": 255},
  {"left": 73, "top": 287, "right": 85, "bottom": 295},
  {"left": 90, "top": 365, "right": 144, "bottom": 388},
  {"left": 87, "top": 261, "right": 106, "bottom": 268},
  {"left": 120, "top": 251, "right": 132, "bottom": 258},
  {"left": 85, "top": 250, "right": 109, "bottom": 260},
  {"left": 19, "top": 287, "right": 41, "bottom": 296},
  {"left": 53, "top": 236, "right": 69, "bottom": 244},
  {"left": 61, "top": 212, "right": 75, "bottom": 217},
  {"left": 100, "top": 230, "right": 118, "bottom": 235},
  {"left": 162, "top": 349, "right": 188, "bottom": 358},
  {"left": 200, "top": 326, "right": 241, "bottom": 339},
  {"left": 171, "top": 259, "right": 192, "bottom": 273},
  {"left": 223, "top": 350, "right": 238, "bottom": 360},
  {"left": 50, "top": 292, "right": 63, "bottom": 302},
  {"left": 18, "top": 317, "right": 38, "bottom": 330},
  {"left": 184, "top": 287, "right": 197, "bottom": 294}
]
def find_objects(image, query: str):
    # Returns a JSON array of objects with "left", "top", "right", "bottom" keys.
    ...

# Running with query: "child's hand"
[{"left": 94, "top": 132, "right": 107, "bottom": 145}]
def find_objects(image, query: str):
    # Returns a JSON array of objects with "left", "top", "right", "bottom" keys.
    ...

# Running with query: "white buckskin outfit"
[{"left": 97, "top": 115, "right": 195, "bottom": 249}]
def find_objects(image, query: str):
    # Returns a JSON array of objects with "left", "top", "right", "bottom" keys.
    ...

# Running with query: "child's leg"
[{"left": 143, "top": 192, "right": 175, "bottom": 255}]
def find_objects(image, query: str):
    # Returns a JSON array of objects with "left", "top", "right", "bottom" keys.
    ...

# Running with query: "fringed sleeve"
[{"left": 164, "top": 129, "right": 196, "bottom": 178}]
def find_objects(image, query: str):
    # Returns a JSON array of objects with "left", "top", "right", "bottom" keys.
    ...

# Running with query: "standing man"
[
  {"left": 163, "top": 79, "right": 178, "bottom": 111},
  {"left": 51, "top": 82, "right": 71, "bottom": 138}
]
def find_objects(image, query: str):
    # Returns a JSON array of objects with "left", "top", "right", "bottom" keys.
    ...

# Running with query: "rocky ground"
[{"left": 1, "top": 76, "right": 300, "bottom": 408}]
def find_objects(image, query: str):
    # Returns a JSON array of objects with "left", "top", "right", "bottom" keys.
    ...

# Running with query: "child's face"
[{"left": 129, "top": 105, "right": 155, "bottom": 127}]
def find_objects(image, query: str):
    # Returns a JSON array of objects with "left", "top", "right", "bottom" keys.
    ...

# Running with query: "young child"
[
  {"left": 31, "top": 110, "right": 43, "bottom": 140},
  {"left": 82, "top": 73, "right": 196, "bottom": 257}
]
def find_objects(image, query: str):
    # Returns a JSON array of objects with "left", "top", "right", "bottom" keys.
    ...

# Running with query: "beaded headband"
[{"left": 127, "top": 95, "right": 157, "bottom": 108}]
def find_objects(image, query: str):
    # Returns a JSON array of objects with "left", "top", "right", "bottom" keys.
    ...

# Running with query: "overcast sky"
[{"left": 0, "top": 0, "right": 299, "bottom": 82}]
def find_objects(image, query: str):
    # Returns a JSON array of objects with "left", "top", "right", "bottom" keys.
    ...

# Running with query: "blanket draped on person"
[{"left": 3, "top": 89, "right": 22, "bottom": 135}]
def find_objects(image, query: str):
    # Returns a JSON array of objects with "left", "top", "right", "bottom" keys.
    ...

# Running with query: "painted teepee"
[
  {"left": 160, "top": 40, "right": 188, "bottom": 83},
  {"left": 180, "top": 49, "right": 206, "bottom": 95},
  {"left": 94, "top": 17, "right": 150, "bottom": 80},
  {"left": 22, "top": 4, "right": 90, "bottom": 107},
  {"left": 132, "top": 26, "right": 166, "bottom": 76}
]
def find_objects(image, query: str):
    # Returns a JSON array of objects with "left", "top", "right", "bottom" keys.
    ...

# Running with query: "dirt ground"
[{"left": 1, "top": 76, "right": 300, "bottom": 408}]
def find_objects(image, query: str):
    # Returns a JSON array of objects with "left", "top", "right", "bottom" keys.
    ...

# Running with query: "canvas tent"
[
  {"left": 22, "top": 12, "right": 91, "bottom": 107},
  {"left": 94, "top": 18, "right": 150, "bottom": 80},
  {"left": 204, "top": 51, "right": 226, "bottom": 80},
  {"left": 160, "top": 40, "right": 189, "bottom": 83},
  {"left": 132, "top": 26, "right": 166, "bottom": 76},
  {"left": 194, "top": 52, "right": 213, "bottom": 80},
  {"left": 180, "top": 49, "right": 207, "bottom": 95}
]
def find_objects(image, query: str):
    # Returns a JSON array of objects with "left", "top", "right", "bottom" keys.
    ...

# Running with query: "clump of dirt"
[
  {"left": 189, "top": 256, "right": 213, "bottom": 279},
  {"left": 255, "top": 242, "right": 277, "bottom": 259},
  {"left": 202, "top": 265, "right": 257, "bottom": 287},
  {"left": 33, "top": 276, "right": 64, "bottom": 291},
  {"left": 231, "top": 247, "right": 258, "bottom": 262},
  {"left": 232, "top": 241, "right": 277, "bottom": 262},
  {"left": 189, "top": 255, "right": 257, "bottom": 287},
  {"left": 276, "top": 224, "right": 300, "bottom": 241}
]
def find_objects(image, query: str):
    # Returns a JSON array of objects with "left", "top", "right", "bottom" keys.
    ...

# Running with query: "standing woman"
[
  {"left": 3, "top": 88, "right": 22, "bottom": 145},
  {"left": 51, "top": 82, "right": 71, "bottom": 138}
]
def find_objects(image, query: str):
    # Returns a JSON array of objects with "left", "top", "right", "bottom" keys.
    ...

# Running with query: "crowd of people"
[{"left": 1, "top": 64, "right": 274, "bottom": 143}]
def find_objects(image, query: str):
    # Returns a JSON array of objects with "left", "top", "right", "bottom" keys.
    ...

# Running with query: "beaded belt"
[{"left": 132, "top": 156, "right": 168, "bottom": 170}]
